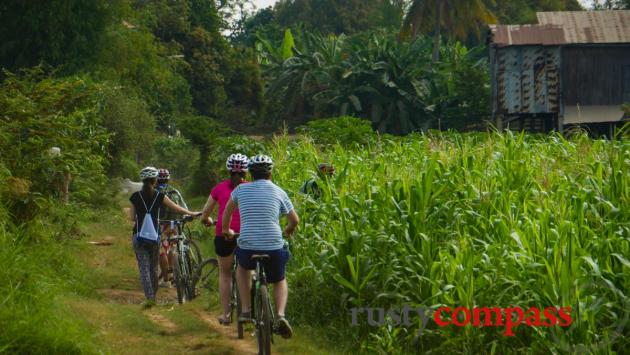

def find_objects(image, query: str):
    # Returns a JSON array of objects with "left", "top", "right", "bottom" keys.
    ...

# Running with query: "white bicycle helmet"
[
  {"left": 248, "top": 154, "right": 273, "bottom": 171},
  {"left": 226, "top": 153, "right": 249, "bottom": 172},
  {"left": 139, "top": 166, "right": 159, "bottom": 180}
]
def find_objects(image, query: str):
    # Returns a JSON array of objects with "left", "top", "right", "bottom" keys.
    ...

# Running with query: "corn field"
[{"left": 264, "top": 130, "right": 629, "bottom": 354}]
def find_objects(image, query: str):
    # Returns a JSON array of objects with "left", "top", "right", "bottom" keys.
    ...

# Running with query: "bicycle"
[
  {"left": 160, "top": 214, "right": 202, "bottom": 304},
  {"left": 194, "top": 234, "right": 244, "bottom": 339},
  {"left": 248, "top": 251, "right": 276, "bottom": 355},
  {"left": 233, "top": 237, "right": 291, "bottom": 354}
]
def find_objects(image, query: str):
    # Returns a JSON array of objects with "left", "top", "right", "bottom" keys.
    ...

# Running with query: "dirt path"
[
  {"left": 67, "top": 208, "right": 335, "bottom": 355},
  {"left": 193, "top": 310, "right": 258, "bottom": 355}
]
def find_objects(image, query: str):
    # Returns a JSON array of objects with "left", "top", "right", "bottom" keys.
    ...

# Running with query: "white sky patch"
[
  {"left": 252, "top": 0, "right": 278, "bottom": 10},
  {"left": 579, "top": 0, "right": 594, "bottom": 8}
]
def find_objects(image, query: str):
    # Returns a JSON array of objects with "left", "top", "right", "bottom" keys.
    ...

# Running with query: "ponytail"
[{"left": 141, "top": 178, "right": 156, "bottom": 200}]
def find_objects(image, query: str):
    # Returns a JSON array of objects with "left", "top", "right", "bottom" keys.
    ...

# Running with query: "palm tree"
[{"left": 401, "top": 0, "right": 496, "bottom": 61}]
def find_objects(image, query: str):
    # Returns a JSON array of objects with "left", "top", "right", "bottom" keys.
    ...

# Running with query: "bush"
[
  {"left": 296, "top": 116, "right": 375, "bottom": 146},
  {"left": 100, "top": 87, "right": 156, "bottom": 177},
  {"left": 0, "top": 68, "right": 110, "bottom": 222},
  {"left": 153, "top": 135, "right": 199, "bottom": 180}
]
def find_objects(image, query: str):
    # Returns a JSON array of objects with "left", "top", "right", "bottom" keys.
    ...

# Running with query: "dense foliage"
[
  {"left": 259, "top": 30, "right": 491, "bottom": 133},
  {"left": 489, "top": 0, "right": 583, "bottom": 24},
  {"left": 2, "top": 0, "right": 626, "bottom": 353},
  {"left": 0, "top": 69, "right": 110, "bottom": 221},
  {"left": 262, "top": 129, "right": 630, "bottom": 354},
  {"left": 274, "top": 0, "right": 405, "bottom": 35}
]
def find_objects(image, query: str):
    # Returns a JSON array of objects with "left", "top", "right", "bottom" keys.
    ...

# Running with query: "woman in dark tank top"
[{"left": 128, "top": 166, "right": 200, "bottom": 306}]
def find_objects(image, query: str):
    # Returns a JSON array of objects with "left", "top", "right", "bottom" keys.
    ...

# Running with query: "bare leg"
[
  {"left": 167, "top": 249, "right": 177, "bottom": 280},
  {"left": 159, "top": 253, "right": 169, "bottom": 281},
  {"left": 273, "top": 279, "right": 288, "bottom": 317},
  {"left": 237, "top": 265, "right": 253, "bottom": 313},
  {"left": 218, "top": 255, "right": 234, "bottom": 318}
]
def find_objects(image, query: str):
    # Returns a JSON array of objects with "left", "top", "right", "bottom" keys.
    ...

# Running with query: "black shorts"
[
  {"left": 214, "top": 236, "right": 237, "bottom": 257},
  {"left": 235, "top": 247, "right": 290, "bottom": 283}
]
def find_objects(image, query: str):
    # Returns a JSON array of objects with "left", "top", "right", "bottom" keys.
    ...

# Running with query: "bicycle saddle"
[{"left": 251, "top": 254, "right": 270, "bottom": 261}]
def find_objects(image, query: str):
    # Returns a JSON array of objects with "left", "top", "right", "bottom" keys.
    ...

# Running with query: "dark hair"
[
  {"left": 250, "top": 167, "right": 271, "bottom": 180},
  {"left": 141, "top": 178, "right": 157, "bottom": 199}
]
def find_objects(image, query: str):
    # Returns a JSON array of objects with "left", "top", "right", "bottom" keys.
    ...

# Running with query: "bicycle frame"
[
  {"left": 251, "top": 256, "right": 276, "bottom": 355},
  {"left": 161, "top": 216, "right": 196, "bottom": 303}
]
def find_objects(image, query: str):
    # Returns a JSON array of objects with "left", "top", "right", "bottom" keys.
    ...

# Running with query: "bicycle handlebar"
[{"left": 160, "top": 214, "right": 198, "bottom": 226}]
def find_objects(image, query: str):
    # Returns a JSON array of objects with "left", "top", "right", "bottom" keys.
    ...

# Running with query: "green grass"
[{"left": 0, "top": 219, "right": 99, "bottom": 354}]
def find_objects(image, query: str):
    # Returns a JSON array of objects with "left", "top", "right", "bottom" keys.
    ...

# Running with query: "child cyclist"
[
  {"left": 200, "top": 154, "right": 249, "bottom": 324},
  {"left": 156, "top": 168, "right": 188, "bottom": 286},
  {"left": 222, "top": 155, "right": 299, "bottom": 339}
]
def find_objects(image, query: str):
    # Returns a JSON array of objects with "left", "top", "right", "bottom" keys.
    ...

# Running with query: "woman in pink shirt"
[{"left": 201, "top": 154, "right": 249, "bottom": 324}]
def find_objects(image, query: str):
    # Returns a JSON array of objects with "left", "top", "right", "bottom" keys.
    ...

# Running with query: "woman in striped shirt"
[{"left": 222, "top": 154, "right": 299, "bottom": 339}]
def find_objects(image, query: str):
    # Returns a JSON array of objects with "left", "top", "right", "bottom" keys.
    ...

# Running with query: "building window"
[{"left": 624, "top": 66, "right": 630, "bottom": 104}]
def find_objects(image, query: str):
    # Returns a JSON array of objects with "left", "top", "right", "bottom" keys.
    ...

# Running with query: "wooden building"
[{"left": 488, "top": 11, "right": 630, "bottom": 136}]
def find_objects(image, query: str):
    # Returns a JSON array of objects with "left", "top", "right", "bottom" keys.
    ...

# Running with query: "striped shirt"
[{"left": 231, "top": 179, "right": 294, "bottom": 250}]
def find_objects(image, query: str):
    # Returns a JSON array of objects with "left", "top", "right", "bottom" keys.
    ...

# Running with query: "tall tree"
[
  {"left": 402, "top": 0, "right": 496, "bottom": 61},
  {"left": 593, "top": 0, "right": 630, "bottom": 9},
  {"left": 0, "top": 0, "right": 123, "bottom": 72},
  {"left": 488, "top": 0, "right": 583, "bottom": 24},
  {"left": 274, "top": 0, "right": 405, "bottom": 35}
]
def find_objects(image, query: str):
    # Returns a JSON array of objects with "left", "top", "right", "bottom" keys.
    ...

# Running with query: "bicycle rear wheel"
[
  {"left": 194, "top": 258, "right": 218, "bottom": 293},
  {"left": 256, "top": 285, "right": 272, "bottom": 355},
  {"left": 232, "top": 269, "right": 244, "bottom": 339}
]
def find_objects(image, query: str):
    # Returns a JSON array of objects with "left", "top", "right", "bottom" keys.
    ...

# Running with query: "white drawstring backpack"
[{"left": 136, "top": 192, "right": 160, "bottom": 243}]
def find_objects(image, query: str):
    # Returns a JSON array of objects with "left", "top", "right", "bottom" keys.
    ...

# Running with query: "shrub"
[
  {"left": 100, "top": 87, "right": 157, "bottom": 177},
  {"left": 296, "top": 116, "right": 375, "bottom": 146},
  {"left": 153, "top": 135, "right": 199, "bottom": 180},
  {"left": 0, "top": 68, "right": 110, "bottom": 222}
]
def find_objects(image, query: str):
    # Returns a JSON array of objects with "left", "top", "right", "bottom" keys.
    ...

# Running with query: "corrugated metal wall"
[
  {"left": 562, "top": 46, "right": 630, "bottom": 106},
  {"left": 494, "top": 46, "right": 561, "bottom": 114}
]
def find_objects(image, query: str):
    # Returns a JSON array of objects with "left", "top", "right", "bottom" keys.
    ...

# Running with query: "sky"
[{"left": 252, "top": 0, "right": 277, "bottom": 10}]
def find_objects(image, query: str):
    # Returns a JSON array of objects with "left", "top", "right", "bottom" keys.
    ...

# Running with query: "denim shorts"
[{"left": 235, "top": 246, "right": 290, "bottom": 283}]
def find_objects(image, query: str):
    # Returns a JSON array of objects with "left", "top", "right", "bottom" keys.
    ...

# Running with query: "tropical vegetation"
[{"left": 2, "top": 0, "right": 629, "bottom": 353}]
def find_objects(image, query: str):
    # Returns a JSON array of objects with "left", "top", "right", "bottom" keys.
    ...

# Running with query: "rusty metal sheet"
[
  {"left": 537, "top": 11, "right": 630, "bottom": 44},
  {"left": 489, "top": 24, "right": 566, "bottom": 47},
  {"left": 490, "top": 11, "right": 630, "bottom": 46},
  {"left": 495, "top": 47, "right": 560, "bottom": 114}
]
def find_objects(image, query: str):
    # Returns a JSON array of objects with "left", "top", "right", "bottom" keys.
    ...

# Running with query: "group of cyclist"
[{"left": 128, "top": 153, "right": 335, "bottom": 340}]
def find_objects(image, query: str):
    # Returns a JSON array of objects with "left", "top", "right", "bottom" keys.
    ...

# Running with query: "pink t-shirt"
[{"left": 210, "top": 179, "right": 244, "bottom": 236}]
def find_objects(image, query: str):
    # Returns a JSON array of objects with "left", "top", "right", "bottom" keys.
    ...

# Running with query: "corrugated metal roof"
[
  {"left": 490, "top": 24, "right": 566, "bottom": 46},
  {"left": 490, "top": 10, "right": 630, "bottom": 47},
  {"left": 537, "top": 11, "right": 630, "bottom": 44}
]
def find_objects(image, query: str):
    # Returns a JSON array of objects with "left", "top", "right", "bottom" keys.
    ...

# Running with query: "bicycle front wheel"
[
  {"left": 256, "top": 285, "right": 272, "bottom": 355},
  {"left": 173, "top": 257, "right": 184, "bottom": 304},
  {"left": 182, "top": 249, "right": 195, "bottom": 301}
]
